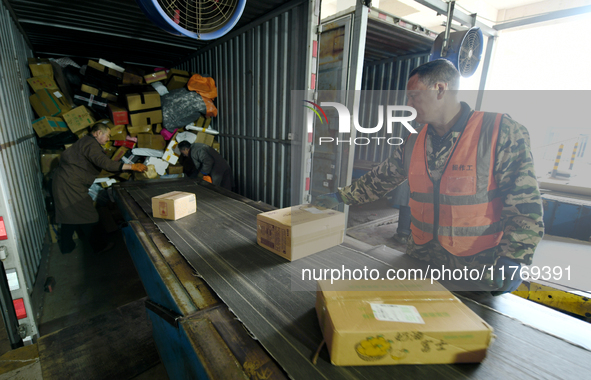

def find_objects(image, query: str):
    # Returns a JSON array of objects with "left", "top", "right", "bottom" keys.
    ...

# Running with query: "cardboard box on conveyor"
[
  {"left": 256, "top": 205, "right": 346, "bottom": 261},
  {"left": 151, "top": 191, "right": 196, "bottom": 220},
  {"left": 316, "top": 279, "right": 495, "bottom": 366}
]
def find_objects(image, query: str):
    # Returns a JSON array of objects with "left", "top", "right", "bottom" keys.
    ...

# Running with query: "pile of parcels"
[
  {"left": 151, "top": 193, "right": 496, "bottom": 366},
  {"left": 29, "top": 57, "right": 220, "bottom": 187}
]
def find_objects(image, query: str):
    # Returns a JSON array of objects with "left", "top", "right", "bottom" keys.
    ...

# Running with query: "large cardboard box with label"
[
  {"left": 126, "top": 91, "right": 162, "bottom": 126},
  {"left": 29, "top": 89, "right": 72, "bottom": 117},
  {"left": 28, "top": 58, "right": 53, "bottom": 78},
  {"left": 256, "top": 205, "right": 345, "bottom": 261},
  {"left": 32, "top": 116, "right": 69, "bottom": 138},
  {"left": 151, "top": 191, "right": 196, "bottom": 220},
  {"left": 62, "top": 105, "right": 96, "bottom": 133},
  {"left": 316, "top": 279, "right": 494, "bottom": 366},
  {"left": 27, "top": 75, "right": 59, "bottom": 92}
]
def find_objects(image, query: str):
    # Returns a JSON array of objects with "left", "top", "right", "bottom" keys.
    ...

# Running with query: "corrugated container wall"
[
  {"left": 176, "top": 2, "right": 310, "bottom": 209},
  {"left": 356, "top": 53, "right": 430, "bottom": 163},
  {"left": 0, "top": 2, "right": 46, "bottom": 289}
]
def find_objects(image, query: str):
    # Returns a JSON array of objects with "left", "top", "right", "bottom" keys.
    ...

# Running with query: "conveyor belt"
[{"left": 122, "top": 179, "right": 591, "bottom": 379}]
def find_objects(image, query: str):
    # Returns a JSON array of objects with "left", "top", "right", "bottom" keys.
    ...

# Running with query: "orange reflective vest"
[{"left": 405, "top": 112, "right": 504, "bottom": 256}]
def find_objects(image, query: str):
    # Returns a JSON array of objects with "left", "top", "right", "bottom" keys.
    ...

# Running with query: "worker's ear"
[{"left": 435, "top": 82, "right": 447, "bottom": 100}]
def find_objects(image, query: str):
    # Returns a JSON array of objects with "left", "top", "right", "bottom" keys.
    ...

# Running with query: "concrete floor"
[{"left": 0, "top": 204, "right": 170, "bottom": 380}]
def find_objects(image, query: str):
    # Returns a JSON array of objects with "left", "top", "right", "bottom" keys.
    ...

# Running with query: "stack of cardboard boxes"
[{"left": 29, "top": 57, "right": 220, "bottom": 186}]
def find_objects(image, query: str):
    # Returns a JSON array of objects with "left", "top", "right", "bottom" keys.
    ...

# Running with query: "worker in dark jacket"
[
  {"left": 178, "top": 141, "right": 233, "bottom": 191},
  {"left": 52, "top": 122, "right": 147, "bottom": 254}
]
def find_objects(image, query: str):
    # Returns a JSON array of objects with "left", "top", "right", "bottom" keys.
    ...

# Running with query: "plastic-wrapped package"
[{"left": 161, "top": 88, "right": 206, "bottom": 132}]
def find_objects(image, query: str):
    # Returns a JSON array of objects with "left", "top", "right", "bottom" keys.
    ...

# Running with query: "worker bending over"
[
  {"left": 315, "top": 59, "right": 544, "bottom": 294},
  {"left": 52, "top": 122, "right": 147, "bottom": 254},
  {"left": 178, "top": 141, "right": 233, "bottom": 191}
]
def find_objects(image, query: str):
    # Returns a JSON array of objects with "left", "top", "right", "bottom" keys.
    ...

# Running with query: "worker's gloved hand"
[
  {"left": 202, "top": 175, "right": 213, "bottom": 184},
  {"left": 131, "top": 163, "right": 148, "bottom": 173},
  {"left": 313, "top": 193, "right": 342, "bottom": 209},
  {"left": 490, "top": 256, "right": 523, "bottom": 296}
]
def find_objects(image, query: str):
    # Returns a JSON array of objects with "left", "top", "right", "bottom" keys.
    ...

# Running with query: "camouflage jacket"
[{"left": 339, "top": 104, "right": 544, "bottom": 266}]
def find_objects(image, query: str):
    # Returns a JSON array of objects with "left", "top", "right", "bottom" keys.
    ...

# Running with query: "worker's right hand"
[
  {"left": 131, "top": 163, "right": 148, "bottom": 173},
  {"left": 313, "top": 193, "right": 342, "bottom": 209}
]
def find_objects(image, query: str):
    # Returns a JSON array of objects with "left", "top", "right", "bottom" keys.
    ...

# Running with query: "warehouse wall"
[
  {"left": 356, "top": 53, "right": 430, "bottom": 164},
  {"left": 177, "top": 2, "right": 310, "bottom": 209},
  {"left": 0, "top": 3, "right": 46, "bottom": 292}
]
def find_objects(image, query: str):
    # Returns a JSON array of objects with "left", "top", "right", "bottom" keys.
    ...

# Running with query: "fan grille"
[
  {"left": 458, "top": 30, "right": 481, "bottom": 77},
  {"left": 158, "top": 0, "right": 239, "bottom": 34}
]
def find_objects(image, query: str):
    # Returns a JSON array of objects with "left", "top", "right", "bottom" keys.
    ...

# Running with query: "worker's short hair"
[
  {"left": 90, "top": 122, "right": 109, "bottom": 134},
  {"left": 177, "top": 141, "right": 191, "bottom": 151},
  {"left": 409, "top": 59, "right": 460, "bottom": 90}
]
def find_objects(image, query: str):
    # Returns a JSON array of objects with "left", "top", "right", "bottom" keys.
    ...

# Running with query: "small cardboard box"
[
  {"left": 40, "top": 151, "right": 61, "bottom": 173},
  {"left": 81, "top": 83, "right": 117, "bottom": 102},
  {"left": 87, "top": 60, "right": 123, "bottom": 80},
  {"left": 108, "top": 103, "right": 129, "bottom": 125},
  {"left": 162, "top": 139, "right": 180, "bottom": 165},
  {"left": 256, "top": 205, "right": 346, "bottom": 261},
  {"left": 73, "top": 90, "right": 108, "bottom": 112},
  {"left": 212, "top": 142, "right": 220, "bottom": 153},
  {"left": 195, "top": 132, "right": 215, "bottom": 147},
  {"left": 137, "top": 134, "right": 166, "bottom": 150},
  {"left": 32, "top": 116, "right": 69, "bottom": 138},
  {"left": 126, "top": 91, "right": 162, "bottom": 126},
  {"left": 29, "top": 89, "right": 72, "bottom": 117},
  {"left": 316, "top": 279, "right": 494, "bottom": 366},
  {"left": 127, "top": 125, "right": 153, "bottom": 137},
  {"left": 27, "top": 75, "right": 59, "bottom": 92},
  {"left": 144, "top": 71, "right": 168, "bottom": 84},
  {"left": 123, "top": 72, "right": 143, "bottom": 85},
  {"left": 166, "top": 69, "right": 191, "bottom": 91},
  {"left": 151, "top": 191, "right": 196, "bottom": 220},
  {"left": 111, "top": 146, "right": 129, "bottom": 161},
  {"left": 195, "top": 116, "right": 212, "bottom": 129},
  {"left": 28, "top": 58, "right": 53, "bottom": 78},
  {"left": 63, "top": 105, "right": 96, "bottom": 133},
  {"left": 167, "top": 165, "right": 184, "bottom": 175},
  {"left": 109, "top": 124, "right": 128, "bottom": 141}
]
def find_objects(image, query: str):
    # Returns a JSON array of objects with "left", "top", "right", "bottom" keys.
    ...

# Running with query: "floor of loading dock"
[{"left": 0, "top": 203, "right": 169, "bottom": 380}]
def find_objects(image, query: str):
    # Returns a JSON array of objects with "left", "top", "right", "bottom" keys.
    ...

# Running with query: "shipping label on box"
[
  {"left": 27, "top": 75, "right": 59, "bottom": 92},
  {"left": 32, "top": 116, "right": 68, "bottom": 138},
  {"left": 162, "top": 139, "right": 180, "bottom": 165},
  {"left": 151, "top": 191, "right": 196, "bottom": 220},
  {"left": 316, "top": 279, "right": 494, "bottom": 366},
  {"left": 108, "top": 103, "right": 129, "bottom": 125},
  {"left": 126, "top": 91, "right": 162, "bottom": 126},
  {"left": 127, "top": 125, "right": 153, "bottom": 137},
  {"left": 137, "top": 134, "right": 166, "bottom": 150},
  {"left": 257, "top": 205, "right": 346, "bottom": 261},
  {"left": 28, "top": 58, "right": 53, "bottom": 78},
  {"left": 29, "top": 89, "right": 72, "bottom": 117},
  {"left": 63, "top": 105, "right": 96, "bottom": 133}
]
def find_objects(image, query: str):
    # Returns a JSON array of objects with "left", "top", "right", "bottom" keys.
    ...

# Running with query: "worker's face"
[
  {"left": 180, "top": 149, "right": 189, "bottom": 157},
  {"left": 94, "top": 130, "right": 110, "bottom": 145},
  {"left": 406, "top": 75, "right": 445, "bottom": 125}
]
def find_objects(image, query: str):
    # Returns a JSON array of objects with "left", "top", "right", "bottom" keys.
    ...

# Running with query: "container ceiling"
[{"left": 4, "top": 0, "right": 293, "bottom": 68}]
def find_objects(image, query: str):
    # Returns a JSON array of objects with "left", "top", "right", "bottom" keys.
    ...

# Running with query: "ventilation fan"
[
  {"left": 430, "top": 27, "right": 483, "bottom": 78},
  {"left": 136, "top": 0, "right": 247, "bottom": 40}
]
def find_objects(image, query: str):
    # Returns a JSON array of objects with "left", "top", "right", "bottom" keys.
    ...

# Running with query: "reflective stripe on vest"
[{"left": 407, "top": 112, "right": 504, "bottom": 257}]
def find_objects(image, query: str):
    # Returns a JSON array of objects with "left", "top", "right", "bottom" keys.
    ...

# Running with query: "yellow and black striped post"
[
  {"left": 569, "top": 141, "right": 579, "bottom": 170},
  {"left": 551, "top": 144, "right": 564, "bottom": 178}
]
